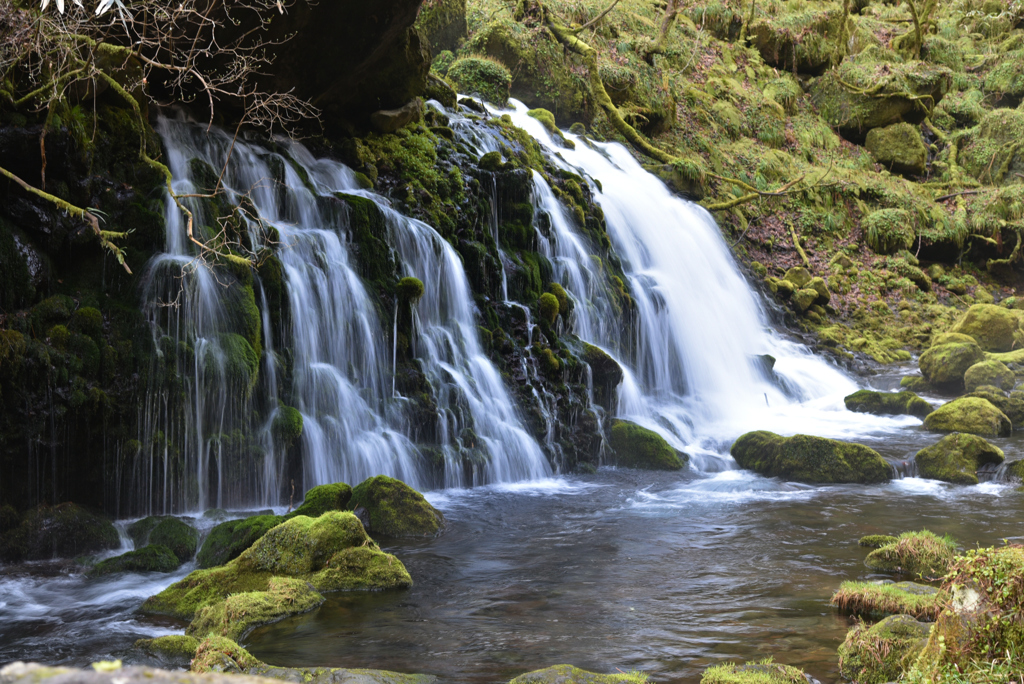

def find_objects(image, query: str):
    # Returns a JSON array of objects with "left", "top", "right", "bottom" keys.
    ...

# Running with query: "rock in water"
[
  {"left": 923, "top": 397, "right": 1012, "bottom": 437},
  {"left": 196, "top": 515, "right": 284, "bottom": 569},
  {"left": 149, "top": 518, "right": 200, "bottom": 565},
  {"left": 510, "top": 665, "right": 654, "bottom": 684},
  {"left": 838, "top": 614, "right": 931, "bottom": 684},
  {"left": 91, "top": 545, "right": 180, "bottom": 576},
  {"left": 963, "top": 359, "right": 1015, "bottom": 392},
  {"left": 831, "top": 580, "right": 943, "bottom": 620},
  {"left": 348, "top": 476, "right": 445, "bottom": 538},
  {"left": 608, "top": 420, "right": 687, "bottom": 471},
  {"left": 844, "top": 389, "right": 933, "bottom": 418},
  {"left": 700, "top": 660, "right": 812, "bottom": 684},
  {"left": 0, "top": 502, "right": 119, "bottom": 562},
  {"left": 918, "top": 340, "right": 985, "bottom": 389},
  {"left": 915, "top": 433, "right": 1004, "bottom": 484},
  {"left": 730, "top": 431, "right": 891, "bottom": 484},
  {"left": 864, "top": 530, "right": 958, "bottom": 579}
]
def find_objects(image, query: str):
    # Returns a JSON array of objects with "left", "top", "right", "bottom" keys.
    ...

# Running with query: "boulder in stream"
[
  {"left": 730, "top": 432, "right": 891, "bottom": 484},
  {"left": 511, "top": 665, "right": 650, "bottom": 684},
  {"left": 923, "top": 396, "right": 1011, "bottom": 437},
  {"left": 963, "top": 359, "right": 1015, "bottom": 393},
  {"left": 914, "top": 433, "right": 1004, "bottom": 484},
  {"left": 187, "top": 577, "right": 325, "bottom": 641},
  {"left": 831, "top": 580, "right": 943, "bottom": 620},
  {"left": 0, "top": 502, "right": 120, "bottom": 562},
  {"left": 864, "top": 530, "right": 958, "bottom": 580},
  {"left": 838, "top": 614, "right": 931, "bottom": 684},
  {"left": 700, "top": 661, "right": 812, "bottom": 684},
  {"left": 348, "top": 475, "right": 445, "bottom": 538},
  {"left": 948, "top": 303, "right": 1021, "bottom": 352},
  {"left": 91, "top": 545, "right": 180, "bottom": 576},
  {"left": 844, "top": 389, "right": 932, "bottom": 418},
  {"left": 918, "top": 340, "right": 985, "bottom": 389},
  {"left": 608, "top": 420, "right": 687, "bottom": 471}
]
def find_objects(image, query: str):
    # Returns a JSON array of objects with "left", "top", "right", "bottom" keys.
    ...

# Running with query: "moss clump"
[
  {"left": 748, "top": 1, "right": 845, "bottom": 74},
  {"left": 191, "top": 636, "right": 261, "bottom": 674},
  {"left": 527, "top": 108, "right": 574, "bottom": 148},
  {"left": 844, "top": 389, "right": 932, "bottom": 418},
  {"left": 397, "top": 276, "right": 425, "bottom": 302},
  {"left": 510, "top": 665, "right": 649, "bottom": 684},
  {"left": 700, "top": 659, "right": 809, "bottom": 684},
  {"left": 832, "top": 580, "right": 943, "bottom": 620},
  {"left": 216, "top": 332, "right": 260, "bottom": 396},
  {"left": 149, "top": 517, "right": 199, "bottom": 564},
  {"left": 730, "top": 431, "right": 891, "bottom": 484},
  {"left": 914, "top": 433, "right": 1004, "bottom": 485},
  {"left": 134, "top": 635, "right": 200, "bottom": 661},
  {"left": 70, "top": 307, "right": 104, "bottom": 339},
  {"left": 349, "top": 475, "right": 445, "bottom": 538},
  {"left": 918, "top": 340, "right": 985, "bottom": 389},
  {"left": 536, "top": 346, "right": 561, "bottom": 375},
  {"left": 838, "top": 614, "right": 931, "bottom": 684},
  {"left": 447, "top": 56, "right": 511, "bottom": 106},
  {"left": 863, "top": 208, "right": 915, "bottom": 255},
  {"left": 548, "top": 283, "right": 569, "bottom": 313},
  {"left": 865, "top": 122, "right": 927, "bottom": 176},
  {"left": 291, "top": 482, "right": 353, "bottom": 518},
  {"left": 963, "top": 360, "right": 1015, "bottom": 393},
  {"left": 187, "top": 576, "right": 325, "bottom": 640},
  {"left": 865, "top": 530, "right": 958, "bottom": 580},
  {"left": 196, "top": 514, "right": 284, "bottom": 569},
  {"left": 948, "top": 304, "right": 1021, "bottom": 353},
  {"left": 958, "top": 108, "right": 1024, "bottom": 184},
  {"left": 91, "top": 545, "right": 179, "bottom": 575},
  {"left": 608, "top": 420, "right": 686, "bottom": 471},
  {"left": 860, "top": 534, "right": 899, "bottom": 548},
  {"left": 923, "top": 397, "right": 1012, "bottom": 437},
  {"left": 982, "top": 49, "right": 1024, "bottom": 102},
  {"left": 271, "top": 406, "right": 304, "bottom": 447},
  {"left": 538, "top": 292, "right": 560, "bottom": 325},
  {"left": 126, "top": 516, "right": 162, "bottom": 548}
]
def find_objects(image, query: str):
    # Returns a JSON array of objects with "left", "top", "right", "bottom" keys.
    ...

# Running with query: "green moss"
[
  {"left": 838, "top": 614, "right": 931, "bottom": 684},
  {"left": 730, "top": 431, "right": 892, "bottom": 484},
  {"left": 397, "top": 276, "right": 425, "bottom": 302},
  {"left": 187, "top": 576, "right": 325, "bottom": 640},
  {"left": 127, "top": 516, "right": 162, "bottom": 548},
  {"left": 865, "top": 530, "right": 958, "bottom": 579},
  {"left": 536, "top": 345, "right": 561, "bottom": 375},
  {"left": 700, "top": 659, "right": 809, "bottom": 684},
  {"left": 510, "top": 665, "right": 649, "bottom": 684},
  {"left": 70, "top": 307, "right": 104, "bottom": 339},
  {"left": 290, "top": 482, "right": 352, "bottom": 518},
  {"left": 216, "top": 333, "right": 260, "bottom": 396},
  {"left": 923, "top": 396, "right": 1012, "bottom": 437},
  {"left": 134, "top": 635, "right": 200, "bottom": 660},
  {"left": 949, "top": 304, "right": 1020, "bottom": 353},
  {"left": 196, "top": 514, "right": 284, "bottom": 569},
  {"left": 860, "top": 534, "right": 900, "bottom": 548},
  {"left": 448, "top": 56, "right": 511, "bottom": 106},
  {"left": 538, "top": 292, "right": 560, "bottom": 325},
  {"left": 844, "top": 390, "right": 933, "bottom": 418},
  {"left": 963, "top": 359, "right": 1015, "bottom": 392},
  {"left": 349, "top": 475, "right": 445, "bottom": 538},
  {"left": 749, "top": 1, "right": 845, "bottom": 74},
  {"left": 864, "top": 209, "right": 916, "bottom": 254},
  {"left": 914, "top": 432, "right": 1004, "bottom": 485},
  {"left": 548, "top": 283, "right": 569, "bottom": 313},
  {"left": 271, "top": 406, "right": 304, "bottom": 447},
  {"left": 919, "top": 340, "right": 985, "bottom": 388},
  {"left": 91, "top": 545, "right": 179, "bottom": 575},
  {"left": 30, "top": 295, "right": 74, "bottom": 335},
  {"left": 831, "top": 580, "right": 943, "bottom": 620},
  {"left": 983, "top": 49, "right": 1024, "bottom": 101},
  {"left": 2, "top": 502, "right": 119, "bottom": 562},
  {"left": 608, "top": 420, "right": 686, "bottom": 471},
  {"left": 958, "top": 108, "right": 1024, "bottom": 184},
  {"left": 149, "top": 518, "right": 199, "bottom": 564},
  {"left": 191, "top": 636, "right": 261, "bottom": 674},
  {"left": 865, "top": 122, "right": 927, "bottom": 176}
]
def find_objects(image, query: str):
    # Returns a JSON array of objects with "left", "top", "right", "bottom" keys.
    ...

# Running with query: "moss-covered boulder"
[
  {"left": 700, "top": 660, "right": 810, "bottom": 684},
  {"left": 782, "top": 266, "right": 812, "bottom": 287},
  {"left": 859, "top": 534, "right": 899, "bottom": 548},
  {"left": 187, "top": 576, "right": 325, "bottom": 640},
  {"left": 91, "top": 545, "right": 179, "bottom": 576},
  {"left": 196, "top": 514, "right": 284, "bottom": 569},
  {"left": 831, "top": 580, "right": 944, "bottom": 620},
  {"left": 915, "top": 433, "right": 1005, "bottom": 485},
  {"left": 923, "top": 397, "right": 1012, "bottom": 437},
  {"left": 292, "top": 482, "right": 353, "bottom": 518},
  {"left": 844, "top": 389, "right": 932, "bottom": 418},
  {"left": 865, "top": 530, "right": 958, "bottom": 580},
  {"left": 349, "top": 475, "right": 445, "bottom": 538},
  {"left": 865, "top": 122, "right": 927, "bottom": 176},
  {"left": 958, "top": 108, "right": 1024, "bottom": 185},
  {"left": 918, "top": 340, "right": 986, "bottom": 389},
  {"left": 791, "top": 288, "right": 818, "bottom": 313},
  {"left": 863, "top": 208, "right": 915, "bottom": 255},
  {"left": 838, "top": 614, "right": 931, "bottom": 684},
  {"left": 748, "top": 1, "right": 845, "bottom": 74},
  {"left": 963, "top": 359, "right": 1016, "bottom": 392},
  {"left": 607, "top": 420, "right": 687, "bottom": 471},
  {"left": 948, "top": 304, "right": 1020, "bottom": 352},
  {"left": 127, "top": 516, "right": 162, "bottom": 548},
  {"left": 141, "top": 512, "right": 412, "bottom": 621},
  {"left": 149, "top": 518, "right": 199, "bottom": 564},
  {"left": 730, "top": 431, "right": 891, "bottom": 484},
  {"left": 413, "top": 0, "right": 466, "bottom": 53},
  {"left": 0, "top": 502, "right": 120, "bottom": 562},
  {"left": 134, "top": 635, "right": 200, "bottom": 667},
  {"left": 966, "top": 388, "right": 1024, "bottom": 426},
  {"left": 447, "top": 56, "right": 511, "bottom": 106},
  {"left": 510, "top": 665, "right": 649, "bottom": 684}
]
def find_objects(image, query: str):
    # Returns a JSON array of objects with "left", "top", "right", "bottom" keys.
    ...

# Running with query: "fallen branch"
[
  {"left": 934, "top": 190, "right": 983, "bottom": 202},
  {"left": 789, "top": 220, "right": 810, "bottom": 268},
  {"left": 572, "top": 0, "right": 621, "bottom": 33}
]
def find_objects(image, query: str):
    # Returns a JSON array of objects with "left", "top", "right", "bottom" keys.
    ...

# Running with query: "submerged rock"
[
  {"left": 730, "top": 431, "right": 891, "bottom": 484},
  {"left": 0, "top": 502, "right": 120, "bottom": 562},
  {"left": 348, "top": 476, "right": 445, "bottom": 538},
  {"left": 865, "top": 530, "right": 958, "bottom": 580},
  {"left": 844, "top": 389, "right": 932, "bottom": 418},
  {"left": 918, "top": 340, "right": 985, "bottom": 389},
  {"left": 914, "top": 433, "right": 1004, "bottom": 484},
  {"left": 948, "top": 304, "right": 1021, "bottom": 352},
  {"left": 608, "top": 420, "right": 687, "bottom": 471},
  {"left": 831, "top": 580, "right": 944, "bottom": 620},
  {"left": 91, "top": 545, "right": 179, "bottom": 576},
  {"left": 838, "top": 614, "right": 931, "bottom": 684},
  {"left": 923, "top": 397, "right": 1012, "bottom": 437}
]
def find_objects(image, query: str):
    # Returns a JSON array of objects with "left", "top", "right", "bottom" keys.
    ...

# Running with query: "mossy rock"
[
  {"left": 271, "top": 406, "right": 304, "bottom": 447},
  {"left": 1, "top": 502, "right": 119, "bottom": 562},
  {"left": 196, "top": 514, "right": 284, "bottom": 569},
  {"left": 967, "top": 388, "right": 1024, "bottom": 426},
  {"left": 127, "top": 516, "right": 163, "bottom": 548},
  {"left": 831, "top": 580, "right": 943, "bottom": 620},
  {"left": 982, "top": 50, "right": 1024, "bottom": 103},
  {"left": 150, "top": 518, "right": 199, "bottom": 564},
  {"left": 292, "top": 482, "right": 353, "bottom": 518},
  {"left": 807, "top": 276, "right": 830, "bottom": 304},
  {"left": 91, "top": 545, "right": 180, "bottom": 575},
  {"left": 187, "top": 576, "right": 325, "bottom": 640},
  {"left": 948, "top": 304, "right": 1020, "bottom": 353},
  {"left": 527, "top": 108, "right": 574, "bottom": 149},
  {"left": 963, "top": 360, "right": 1015, "bottom": 393},
  {"left": 413, "top": 0, "right": 466, "bottom": 53},
  {"left": 700, "top": 660, "right": 810, "bottom": 684},
  {"left": 914, "top": 433, "right": 1004, "bottom": 485},
  {"left": 865, "top": 122, "right": 927, "bottom": 176},
  {"left": 748, "top": 1, "right": 845, "bottom": 74},
  {"left": 582, "top": 343, "right": 623, "bottom": 389},
  {"left": 447, "top": 56, "right": 511, "bottom": 106},
  {"left": 135, "top": 635, "right": 201, "bottom": 666},
  {"left": 397, "top": 276, "right": 425, "bottom": 302},
  {"left": 918, "top": 340, "right": 985, "bottom": 389},
  {"left": 782, "top": 266, "right": 812, "bottom": 287},
  {"left": 923, "top": 397, "right": 1012, "bottom": 437},
  {"left": 844, "top": 389, "right": 932, "bottom": 418},
  {"left": 142, "top": 512, "right": 412, "bottom": 621},
  {"left": 864, "top": 530, "right": 957, "bottom": 579},
  {"left": 792, "top": 288, "right": 818, "bottom": 313},
  {"left": 838, "top": 614, "right": 931, "bottom": 684},
  {"left": 730, "top": 431, "right": 891, "bottom": 484},
  {"left": 191, "top": 636, "right": 262, "bottom": 674},
  {"left": 863, "top": 208, "right": 915, "bottom": 255},
  {"left": 859, "top": 534, "right": 899, "bottom": 548},
  {"left": 349, "top": 475, "right": 445, "bottom": 538},
  {"left": 510, "top": 665, "right": 648, "bottom": 684},
  {"left": 608, "top": 420, "right": 687, "bottom": 471},
  {"left": 958, "top": 108, "right": 1024, "bottom": 185}
]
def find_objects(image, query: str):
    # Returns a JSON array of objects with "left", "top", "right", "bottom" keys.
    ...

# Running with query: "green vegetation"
[
  {"left": 447, "top": 56, "right": 512, "bottom": 105},
  {"left": 538, "top": 292, "right": 560, "bottom": 325},
  {"left": 187, "top": 576, "right": 325, "bottom": 640},
  {"left": 864, "top": 530, "right": 958, "bottom": 580},
  {"left": 349, "top": 476, "right": 445, "bottom": 538},
  {"left": 838, "top": 614, "right": 931, "bottom": 684},
  {"left": 134, "top": 635, "right": 200, "bottom": 661},
  {"left": 510, "top": 665, "right": 649, "bottom": 684},
  {"left": 859, "top": 534, "right": 899, "bottom": 548},
  {"left": 91, "top": 545, "right": 179, "bottom": 575},
  {"left": 831, "top": 580, "right": 943, "bottom": 620},
  {"left": 730, "top": 431, "right": 891, "bottom": 483},
  {"left": 292, "top": 483, "right": 353, "bottom": 518},
  {"left": 922, "top": 397, "right": 1012, "bottom": 437},
  {"left": 608, "top": 420, "right": 686, "bottom": 471},
  {"left": 844, "top": 390, "right": 932, "bottom": 418},
  {"left": 914, "top": 433, "right": 1004, "bottom": 484},
  {"left": 196, "top": 515, "right": 284, "bottom": 569},
  {"left": 149, "top": 518, "right": 199, "bottom": 565},
  {"left": 700, "top": 659, "right": 809, "bottom": 684}
]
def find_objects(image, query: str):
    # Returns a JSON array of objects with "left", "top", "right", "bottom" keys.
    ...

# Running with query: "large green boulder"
[
  {"left": 923, "top": 397, "right": 1012, "bottom": 437},
  {"left": 196, "top": 514, "right": 284, "bottom": 569},
  {"left": 963, "top": 360, "right": 1016, "bottom": 392},
  {"left": 844, "top": 389, "right": 932, "bottom": 418},
  {"left": 918, "top": 340, "right": 985, "bottom": 389},
  {"left": 0, "top": 502, "right": 120, "bottom": 562},
  {"left": 510, "top": 665, "right": 650, "bottom": 684},
  {"left": 187, "top": 576, "right": 325, "bottom": 640},
  {"left": 91, "top": 545, "right": 180, "bottom": 576},
  {"left": 150, "top": 518, "right": 199, "bottom": 565},
  {"left": 141, "top": 512, "right": 412, "bottom": 621},
  {"left": 292, "top": 482, "right": 353, "bottom": 518},
  {"left": 349, "top": 475, "right": 445, "bottom": 538},
  {"left": 948, "top": 304, "right": 1020, "bottom": 352},
  {"left": 831, "top": 580, "right": 943, "bottom": 621},
  {"left": 748, "top": 2, "right": 845, "bottom": 74},
  {"left": 446, "top": 56, "right": 511, "bottom": 106},
  {"left": 865, "top": 530, "right": 957, "bottom": 580},
  {"left": 730, "top": 431, "right": 892, "bottom": 484},
  {"left": 966, "top": 388, "right": 1024, "bottom": 426},
  {"left": 865, "top": 122, "right": 927, "bottom": 176},
  {"left": 782, "top": 266, "right": 812, "bottom": 287},
  {"left": 914, "top": 433, "right": 1005, "bottom": 485},
  {"left": 608, "top": 420, "right": 687, "bottom": 471},
  {"left": 838, "top": 614, "right": 931, "bottom": 684}
]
